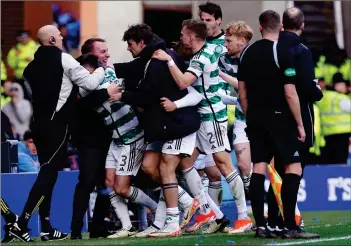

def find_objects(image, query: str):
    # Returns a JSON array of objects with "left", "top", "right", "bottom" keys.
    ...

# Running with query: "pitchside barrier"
[{"left": 1, "top": 164, "right": 350, "bottom": 238}]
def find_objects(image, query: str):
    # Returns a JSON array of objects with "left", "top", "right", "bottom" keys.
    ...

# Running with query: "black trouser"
[
  {"left": 70, "top": 147, "right": 110, "bottom": 234},
  {"left": 18, "top": 120, "right": 69, "bottom": 230},
  {"left": 266, "top": 147, "right": 309, "bottom": 228},
  {"left": 321, "top": 133, "right": 350, "bottom": 164}
]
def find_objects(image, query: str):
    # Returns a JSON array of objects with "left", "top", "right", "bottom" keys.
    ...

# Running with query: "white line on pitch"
[{"left": 266, "top": 235, "right": 351, "bottom": 245}]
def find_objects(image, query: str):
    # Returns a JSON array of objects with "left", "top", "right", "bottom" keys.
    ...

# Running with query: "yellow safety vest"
[
  {"left": 339, "top": 58, "right": 351, "bottom": 82},
  {"left": 7, "top": 40, "right": 38, "bottom": 79},
  {"left": 1, "top": 59, "right": 7, "bottom": 81},
  {"left": 315, "top": 56, "right": 351, "bottom": 85},
  {"left": 227, "top": 105, "right": 236, "bottom": 127},
  {"left": 317, "top": 90, "right": 351, "bottom": 136},
  {"left": 309, "top": 104, "right": 325, "bottom": 156}
]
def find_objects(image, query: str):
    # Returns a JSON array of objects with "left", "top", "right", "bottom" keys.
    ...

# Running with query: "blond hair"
[{"left": 225, "top": 21, "right": 253, "bottom": 42}]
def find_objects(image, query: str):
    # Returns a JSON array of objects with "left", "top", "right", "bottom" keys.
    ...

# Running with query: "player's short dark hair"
[
  {"left": 198, "top": 1, "right": 222, "bottom": 20},
  {"left": 76, "top": 54, "right": 99, "bottom": 70},
  {"left": 283, "top": 7, "right": 304, "bottom": 30},
  {"left": 122, "top": 24, "right": 154, "bottom": 45},
  {"left": 23, "top": 130, "right": 33, "bottom": 141},
  {"left": 182, "top": 19, "right": 207, "bottom": 41},
  {"left": 259, "top": 10, "right": 281, "bottom": 32},
  {"left": 81, "top": 38, "right": 106, "bottom": 55}
]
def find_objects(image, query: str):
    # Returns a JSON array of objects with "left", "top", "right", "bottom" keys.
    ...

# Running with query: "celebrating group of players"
[{"left": 2, "top": 1, "right": 320, "bottom": 243}]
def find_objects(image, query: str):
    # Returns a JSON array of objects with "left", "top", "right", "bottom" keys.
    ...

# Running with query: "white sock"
[
  {"left": 241, "top": 171, "right": 252, "bottom": 192},
  {"left": 295, "top": 203, "right": 301, "bottom": 216},
  {"left": 182, "top": 167, "right": 210, "bottom": 214},
  {"left": 176, "top": 172, "right": 189, "bottom": 192},
  {"left": 128, "top": 186, "right": 157, "bottom": 213},
  {"left": 178, "top": 185, "right": 193, "bottom": 209},
  {"left": 153, "top": 190, "right": 167, "bottom": 229},
  {"left": 109, "top": 191, "right": 132, "bottom": 229},
  {"left": 208, "top": 181, "right": 222, "bottom": 206},
  {"left": 166, "top": 207, "right": 180, "bottom": 228},
  {"left": 225, "top": 171, "right": 248, "bottom": 219},
  {"left": 205, "top": 192, "right": 223, "bottom": 220},
  {"left": 201, "top": 175, "right": 209, "bottom": 193}
]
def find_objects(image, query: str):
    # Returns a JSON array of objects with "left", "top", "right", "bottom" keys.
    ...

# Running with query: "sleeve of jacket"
[
  {"left": 114, "top": 59, "right": 140, "bottom": 79},
  {"left": 18, "top": 153, "right": 39, "bottom": 173},
  {"left": 121, "top": 61, "right": 159, "bottom": 107},
  {"left": 79, "top": 89, "right": 109, "bottom": 108},
  {"left": 298, "top": 49, "right": 323, "bottom": 102}
]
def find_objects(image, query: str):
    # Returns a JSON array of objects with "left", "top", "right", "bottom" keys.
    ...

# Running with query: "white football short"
[
  {"left": 233, "top": 120, "right": 249, "bottom": 145},
  {"left": 105, "top": 138, "right": 146, "bottom": 176},
  {"left": 196, "top": 121, "right": 231, "bottom": 154},
  {"left": 145, "top": 133, "right": 196, "bottom": 157}
]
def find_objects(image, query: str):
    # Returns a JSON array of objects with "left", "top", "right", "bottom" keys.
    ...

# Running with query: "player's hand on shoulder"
[{"left": 152, "top": 49, "right": 171, "bottom": 61}]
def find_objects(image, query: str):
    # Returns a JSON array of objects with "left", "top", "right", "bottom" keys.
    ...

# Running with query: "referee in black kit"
[{"left": 237, "top": 10, "right": 319, "bottom": 239}]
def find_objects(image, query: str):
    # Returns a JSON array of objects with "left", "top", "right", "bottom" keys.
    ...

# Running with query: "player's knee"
[
  {"left": 237, "top": 159, "right": 249, "bottom": 171},
  {"left": 141, "top": 163, "right": 157, "bottom": 177},
  {"left": 105, "top": 177, "right": 114, "bottom": 189},
  {"left": 205, "top": 166, "right": 221, "bottom": 182},
  {"left": 114, "top": 183, "right": 130, "bottom": 197},
  {"left": 285, "top": 163, "right": 302, "bottom": 176}
]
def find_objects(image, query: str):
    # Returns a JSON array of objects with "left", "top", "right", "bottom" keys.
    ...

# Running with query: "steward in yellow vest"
[
  {"left": 317, "top": 89, "right": 351, "bottom": 164},
  {"left": 1, "top": 59, "right": 7, "bottom": 81},
  {"left": 7, "top": 30, "right": 38, "bottom": 80}
]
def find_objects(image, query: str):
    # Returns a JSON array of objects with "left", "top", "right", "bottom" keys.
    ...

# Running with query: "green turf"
[{"left": 8, "top": 210, "right": 351, "bottom": 245}]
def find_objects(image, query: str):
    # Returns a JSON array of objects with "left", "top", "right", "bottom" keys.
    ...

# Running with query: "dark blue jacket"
[
  {"left": 279, "top": 31, "right": 323, "bottom": 148},
  {"left": 121, "top": 39, "right": 200, "bottom": 143}
]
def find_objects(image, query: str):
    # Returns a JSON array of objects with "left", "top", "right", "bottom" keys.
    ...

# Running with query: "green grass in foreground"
[{"left": 9, "top": 210, "right": 351, "bottom": 245}]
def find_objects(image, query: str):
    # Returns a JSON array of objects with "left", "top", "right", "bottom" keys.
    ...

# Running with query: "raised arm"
[
  {"left": 62, "top": 53, "right": 105, "bottom": 90},
  {"left": 152, "top": 49, "right": 197, "bottom": 90}
]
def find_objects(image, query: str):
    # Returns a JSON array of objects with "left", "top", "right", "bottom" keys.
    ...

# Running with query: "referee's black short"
[{"left": 246, "top": 111, "right": 301, "bottom": 165}]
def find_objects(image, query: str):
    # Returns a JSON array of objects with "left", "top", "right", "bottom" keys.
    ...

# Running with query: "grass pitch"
[{"left": 9, "top": 210, "right": 351, "bottom": 245}]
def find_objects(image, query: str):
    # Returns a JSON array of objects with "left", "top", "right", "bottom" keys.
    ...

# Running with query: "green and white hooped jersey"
[
  {"left": 218, "top": 52, "right": 246, "bottom": 122},
  {"left": 92, "top": 68, "right": 144, "bottom": 145},
  {"left": 206, "top": 32, "right": 226, "bottom": 47},
  {"left": 206, "top": 32, "right": 231, "bottom": 95},
  {"left": 187, "top": 43, "right": 227, "bottom": 123}
]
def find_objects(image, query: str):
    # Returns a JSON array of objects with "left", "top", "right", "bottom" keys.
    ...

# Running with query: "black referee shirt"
[{"left": 238, "top": 39, "right": 297, "bottom": 116}]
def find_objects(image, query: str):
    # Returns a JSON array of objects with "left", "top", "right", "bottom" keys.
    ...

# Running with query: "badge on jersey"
[
  {"left": 190, "top": 60, "right": 204, "bottom": 71},
  {"left": 215, "top": 45, "right": 223, "bottom": 54}
]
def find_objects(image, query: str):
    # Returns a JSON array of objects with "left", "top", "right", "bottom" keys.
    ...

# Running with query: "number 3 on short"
[
  {"left": 120, "top": 155, "right": 127, "bottom": 166},
  {"left": 207, "top": 132, "right": 215, "bottom": 144}
]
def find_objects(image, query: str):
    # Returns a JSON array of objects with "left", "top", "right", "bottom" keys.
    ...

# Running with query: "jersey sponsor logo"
[
  {"left": 119, "top": 167, "right": 124, "bottom": 172},
  {"left": 211, "top": 145, "right": 216, "bottom": 150},
  {"left": 293, "top": 151, "right": 299, "bottom": 157},
  {"left": 284, "top": 68, "right": 296, "bottom": 77},
  {"left": 167, "top": 145, "right": 172, "bottom": 150}
]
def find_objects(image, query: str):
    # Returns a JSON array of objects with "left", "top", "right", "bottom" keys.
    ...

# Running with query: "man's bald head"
[
  {"left": 37, "top": 25, "right": 63, "bottom": 49},
  {"left": 283, "top": 7, "right": 304, "bottom": 31}
]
